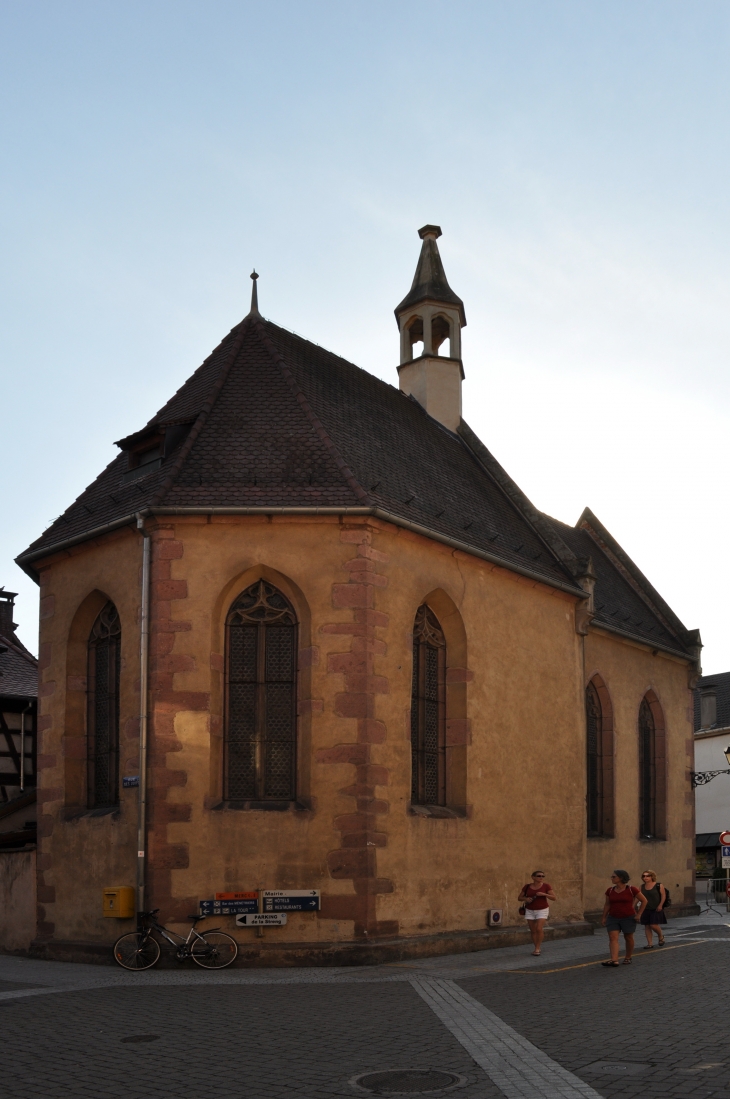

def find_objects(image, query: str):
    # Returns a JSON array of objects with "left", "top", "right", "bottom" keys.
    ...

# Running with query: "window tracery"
[
  {"left": 225, "top": 580, "right": 297, "bottom": 802},
  {"left": 410, "top": 605, "right": 446, "bottom": 806},
  {"left": 87, "top": 602, "right": 121, "bottom": 808}
]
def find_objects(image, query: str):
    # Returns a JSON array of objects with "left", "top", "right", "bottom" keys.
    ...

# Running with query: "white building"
[{"left": 695, "top": 673, "right": 730, "bottom": 876}]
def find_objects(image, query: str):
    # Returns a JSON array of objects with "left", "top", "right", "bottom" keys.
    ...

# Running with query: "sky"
[{"left": 1, "top": 1, "right": 729, "bottom": 671}]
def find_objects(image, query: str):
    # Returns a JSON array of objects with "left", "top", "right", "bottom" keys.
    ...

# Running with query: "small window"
[
  {"left": 87, "top": 602, "right": 121, "bottom": 808},
  {"left": 225, "top": 581, "right": 297, "bottom": 801},
  {"left": 410, "top": 605, "right": 446, "bottom": 806}
]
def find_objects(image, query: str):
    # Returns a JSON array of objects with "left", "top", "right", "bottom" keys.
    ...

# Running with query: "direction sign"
[
  {"left": 236, "top": 913, "right": 288, "bottom": 927},
  {"left": 720, "top": 831, "right": 730, "bottom": 846},
  {"left": 263, "top": 890, "right": 320, "bottom": 912},
  {"left": 215, "top": 892, "right": 257, "bottom": 901},
  {"left": 199, "top": 898, "right": 258, "bottom": 916},
  {"left": 722, "top": 846, "right": 730, "bottom": 870}
]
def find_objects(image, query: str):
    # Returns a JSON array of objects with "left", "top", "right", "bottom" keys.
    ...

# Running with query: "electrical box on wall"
[
  {"left": 103, "top": 887, "right": 135, "bottom": 918},
  {"left": 486, "top": 909, "right": 503, "bottom": 927}
]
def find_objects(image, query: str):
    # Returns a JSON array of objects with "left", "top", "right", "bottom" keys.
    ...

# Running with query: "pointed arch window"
[
  {"left": 639, "top": 694, "right": 666, "bottom": 839},
  {"left": 411, "top": 605, "right": 446, "bottom": 806},
  {"left": 586, "top": 682, "right": 602, "bottom": 836},
  {"left": 585, "top": 677, "right": 614, "bottom": 838},
  {"left": 87, "top": 602, "right": 121, "bottom": 808},
  {"left": 225, "top": 580, "right": 297, "bottom": 802}
]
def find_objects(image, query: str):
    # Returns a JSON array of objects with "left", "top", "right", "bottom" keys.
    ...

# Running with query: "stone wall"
[{"left": 0, "top": 849, "right": 36, "bottom": 952}]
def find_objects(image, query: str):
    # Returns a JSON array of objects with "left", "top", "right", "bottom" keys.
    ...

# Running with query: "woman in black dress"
[{"left": 640, "top": 870, "right": 667, "bottom": 948}]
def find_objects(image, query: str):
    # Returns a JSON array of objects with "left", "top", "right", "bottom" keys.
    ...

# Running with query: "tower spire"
[
  {"left": 394, "top": 226, "right": 466, "bottom": 432},
  {"left": 248, "top": 269, "right": 259, "bottom": 316}
]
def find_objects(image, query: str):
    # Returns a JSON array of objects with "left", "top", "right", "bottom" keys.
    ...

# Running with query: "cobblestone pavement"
[{"left": 0, "top": 909, "right": 728, "bottom": 1099}]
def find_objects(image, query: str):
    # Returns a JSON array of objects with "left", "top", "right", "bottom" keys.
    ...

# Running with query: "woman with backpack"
[
  {"left": 601, "top": 869, "right": 647, "bottom": 966},
  {"left": 640, "top": 870, "right": 668, "bottom": 948}
]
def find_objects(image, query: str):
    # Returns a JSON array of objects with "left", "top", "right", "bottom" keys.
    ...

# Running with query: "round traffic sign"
[
  {"left": 720, "top": 831, "right": 730, "bottom": 845},
  {"left": 726, "top": 881, "right": 730, "bottom": 898}
]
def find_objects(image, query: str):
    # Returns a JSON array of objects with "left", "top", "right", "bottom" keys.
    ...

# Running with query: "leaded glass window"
[
  {"left": 225, "top": 581, "right": 297, "bottom": 801},
  {"left": 87, "top": 602, "right": 121, "bottom": 808},
  {"left": 411, "top": 605, "right": 446, "bottom": 806},
  {"left": 639, "top": 697, "right": 657, "bottom": 838},
  {"left": 586, "top": 682, "right": 602, "bottom": 836}
]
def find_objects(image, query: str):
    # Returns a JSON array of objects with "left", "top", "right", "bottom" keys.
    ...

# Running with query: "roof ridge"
[
  {"left": 576, "top": 507, "right": 691, "bottom": 645},
  {"left": 255, "top": 319, "right": 371, "bottom": 506},
  {"left": 149, "top": 317, "right": 257, "bottom": 508},
  {"left": 457, "top": 421, "right": 582, "bottom": 583}
]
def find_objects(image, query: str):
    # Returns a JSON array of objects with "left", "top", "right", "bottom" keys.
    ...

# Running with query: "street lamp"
[{"left": 691, "top": 747, "right": 730, "bottom": 787}]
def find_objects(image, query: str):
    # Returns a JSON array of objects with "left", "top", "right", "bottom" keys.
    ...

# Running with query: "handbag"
[{"left": 518, "top": 905, "right": 526, "bottom": 916}]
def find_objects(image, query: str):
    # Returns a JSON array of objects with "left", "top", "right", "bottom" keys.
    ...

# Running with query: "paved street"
[{"left": 1, "top": 909, "right": 729, "bottom": 1099}]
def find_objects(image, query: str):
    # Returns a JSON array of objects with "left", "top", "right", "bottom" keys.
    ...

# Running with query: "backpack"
[{"left": 659, "top": 883, "right": 671, "bottom": 908}]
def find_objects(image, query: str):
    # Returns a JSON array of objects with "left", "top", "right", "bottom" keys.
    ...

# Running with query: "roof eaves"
[
  {"left": 589, "top": 618, "right": 693, "bottom": 662},
  {"left": 15, "top": 512, "right": 139, "bottom": 583},
  {"left": 144, "top": 504, "right": 588, "bottom": 598}
]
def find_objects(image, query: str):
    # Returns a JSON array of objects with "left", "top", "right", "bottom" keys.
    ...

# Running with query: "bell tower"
[{"left": 395, "top": 225, "right": 466, "bottom": 432}]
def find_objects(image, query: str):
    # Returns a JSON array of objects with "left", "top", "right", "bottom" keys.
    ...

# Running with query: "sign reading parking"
[
  {"left": 236, "top": 913, "right": 288, "bottom": 927},
  {"left": 263, "top": 890, "right": 320, "bottom": 912},
  {"left": 722, "top": 846, "right": 730, "bottom": 870}
]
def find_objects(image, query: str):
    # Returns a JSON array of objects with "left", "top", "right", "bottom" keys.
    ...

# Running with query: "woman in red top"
[
  {"left": 601, "top": 869, "right": 647, "bottom": 966},
  {"left": 517, "top": 871, "right": 556, "bottom": 956}
]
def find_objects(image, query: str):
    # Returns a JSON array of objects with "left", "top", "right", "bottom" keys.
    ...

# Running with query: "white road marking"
[{"left": 411, "top": 977, "right": 603, "bottom": 1099}]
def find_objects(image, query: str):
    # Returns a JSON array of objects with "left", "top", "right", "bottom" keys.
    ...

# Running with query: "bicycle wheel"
[
  {"left": 113, "top": 932, "right": 161, "bottom": 971},
  {"left": 190, "top": 931, "right": 238, "bottom": 969}
]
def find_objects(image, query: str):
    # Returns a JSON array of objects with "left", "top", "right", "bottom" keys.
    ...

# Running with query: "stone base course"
[{"left": 25, "top": 920, "right": 593, "bottom": 967}]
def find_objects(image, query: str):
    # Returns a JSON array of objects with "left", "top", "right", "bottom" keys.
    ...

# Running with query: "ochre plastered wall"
[
  {"left": 32, "top": 514, "right": 694, "bottom": 949},
  {"left": 583, "top": 629, "right": 695, "bottom": 914}
]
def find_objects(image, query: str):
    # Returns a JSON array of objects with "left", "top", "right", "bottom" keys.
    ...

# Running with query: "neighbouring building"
[
  {"left": 694, "top": 672, "right": 730, "bottom": 879},
  {"left": 0, "top": 589, "right": 38, "bottom": 953},
  {"left": 15, "top": 226, "right": 701, "bottom": 963}
]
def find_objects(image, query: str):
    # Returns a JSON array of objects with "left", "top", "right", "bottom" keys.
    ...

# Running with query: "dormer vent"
[
  {"left": 115, "top": 421, "right": 194, "bottom": 482},
  {"left": 395, "top": 226, "right": 466, "bottom": 433}
]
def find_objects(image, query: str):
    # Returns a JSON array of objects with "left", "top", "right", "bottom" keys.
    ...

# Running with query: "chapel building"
[{"left": 16, "top": 226, "right": 701, "bottom": 962}]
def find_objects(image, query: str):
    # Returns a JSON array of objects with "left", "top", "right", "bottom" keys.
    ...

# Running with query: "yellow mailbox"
[{"left": 102, "top": 887, "right": 136, "bottom": 918}]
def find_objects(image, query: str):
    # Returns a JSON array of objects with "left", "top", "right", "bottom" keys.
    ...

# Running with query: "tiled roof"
[
  {"left": 548, "top": 519, "right": 686, "bottom": 653},
  {"left": 0, "top": 633, "right": 38, "bottom": 700},
  {"left": 694, "top": 671, "right": 730, "bottom": 732},
  {"left": 15, "top": 312, "right": 695, "bottom": 662}
]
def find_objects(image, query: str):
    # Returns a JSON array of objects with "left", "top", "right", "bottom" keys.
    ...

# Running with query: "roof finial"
[{"left": 249, "top": 269, "right": 259, "bottom": 316}]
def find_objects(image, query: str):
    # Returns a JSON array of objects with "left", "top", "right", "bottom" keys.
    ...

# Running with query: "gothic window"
[
  {"left": 225, "top": 580, "right": 297, "bottom": 802},
  {"left": 411, "top": 605, "right": 446, "bottom": 806},
  {"left": 586, "top": 682, "right": 604, "bottom": 836},
  {"left": 639, "top": 695, "right": 666, "bottom": 839},
  {"left": 87, "top": 602, "right": 121, "bottom": 808}
]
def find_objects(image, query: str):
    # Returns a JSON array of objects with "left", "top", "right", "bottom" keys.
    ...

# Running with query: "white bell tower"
[{"left": 395, "top": 225, "right": 466, "bottom": 432}]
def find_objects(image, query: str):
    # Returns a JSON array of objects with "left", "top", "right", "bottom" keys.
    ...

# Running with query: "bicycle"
[{"left": 113, "top": 909, "right": 238, "bottom": 971}]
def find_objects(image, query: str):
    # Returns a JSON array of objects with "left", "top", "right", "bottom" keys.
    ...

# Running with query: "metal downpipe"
[{"left": 135, "top": 514, "right": 151, "bottom": 923}]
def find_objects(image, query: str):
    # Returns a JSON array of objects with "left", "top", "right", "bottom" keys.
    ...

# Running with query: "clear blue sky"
[{"left": 2, "top": 1, "right": 729, "bottom": 670}]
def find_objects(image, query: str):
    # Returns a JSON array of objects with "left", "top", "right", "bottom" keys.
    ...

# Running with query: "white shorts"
[{"left": 525, "top": 908, "right": 549, "bottom": 921}]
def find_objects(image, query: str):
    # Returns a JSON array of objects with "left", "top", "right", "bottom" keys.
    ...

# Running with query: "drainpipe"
[{"left": 136, "top": 514, "right": 151, "bottom": 923}]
